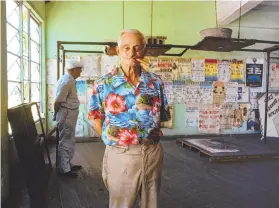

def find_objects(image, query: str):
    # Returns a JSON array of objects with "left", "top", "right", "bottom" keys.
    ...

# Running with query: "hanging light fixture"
[
  {"left": 199, "top": 0, "right": 232, "bottom": 41},
  {"left": 193, "top": 0, "right": 257, "bottom": 52}
]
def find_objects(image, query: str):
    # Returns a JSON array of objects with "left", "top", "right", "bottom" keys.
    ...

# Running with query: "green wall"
[
  {"left": 28, "top": 1, "right": 46, "bottom": 20},
  {"left": 45, "top": 1, "right": 259, "bottom": 136},
  {"left": 46, "top": 1, "right": 216, "bottom": 58}
]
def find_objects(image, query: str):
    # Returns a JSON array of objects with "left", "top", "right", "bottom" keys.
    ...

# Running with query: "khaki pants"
[
  {"left": 56, "top": 107, "right": 79, "bottom": 173},
  {"left": 102, "top": 142, "right": 163, "bottom": 208}
]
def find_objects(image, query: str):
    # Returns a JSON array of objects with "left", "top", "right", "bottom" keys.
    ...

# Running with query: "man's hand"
[
  {"left": 52, "top": 113, "right": 56, "bottom": 122},
  {"left": 147, "top": 128, "right": 162, "bottom": 142},
  {"left": 92, "top": 118, "right": 102, "bottom": 136},
  {"left": 53, "top": 101, "right": 61, "bottom": 122}
]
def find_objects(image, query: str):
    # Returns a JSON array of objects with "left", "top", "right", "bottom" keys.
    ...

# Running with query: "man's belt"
[
  {"left": 60, "top": 106, "right": 79, "bottom": 110},
  {"left": 113, "top": 138, "right": 160, "bottom": 149},
  {"left": 140, "top": 137, "right": 160, "bottom": 145}
]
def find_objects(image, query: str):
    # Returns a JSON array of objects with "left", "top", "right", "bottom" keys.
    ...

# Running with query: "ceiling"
[{"left": 254, "top": 0, "right": 279, "bottom": 12}]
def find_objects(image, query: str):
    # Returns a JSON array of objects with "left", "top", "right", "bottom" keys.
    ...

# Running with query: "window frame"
[{"left": 6, "top": 0, "right": 42, "bottom": 109}]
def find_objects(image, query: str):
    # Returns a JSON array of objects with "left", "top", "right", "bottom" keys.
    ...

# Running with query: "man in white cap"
[{"left": 53, "top": 59, "right": 83, "bottom": 177}]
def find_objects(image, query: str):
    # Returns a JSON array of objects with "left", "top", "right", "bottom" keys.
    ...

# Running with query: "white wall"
[
  {"left": 217, "top": 0, "right": 263, "bottom": 25},
  {"left": 224, "top": 3, "right": 279, "bottom": 92}
]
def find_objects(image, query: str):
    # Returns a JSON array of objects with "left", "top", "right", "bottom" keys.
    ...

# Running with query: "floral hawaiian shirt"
[{"left": 88, "top": 67, "right": 170, "bottom": 146}]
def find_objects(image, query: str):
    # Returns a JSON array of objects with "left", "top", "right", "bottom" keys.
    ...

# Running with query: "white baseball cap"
[{"left": 65, "top": 60, "right": 83, "bottom": 70}]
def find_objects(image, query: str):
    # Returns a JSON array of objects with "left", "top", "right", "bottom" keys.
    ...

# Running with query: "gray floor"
[
  {"left": 177, "top": 135, "right": 279, "bottom": 162},
  {"left": 4, "top": 138, "right": 279, "bottom": 208},
  {"left": 48, "top": 139, "right": 279, "bottom": 208}
]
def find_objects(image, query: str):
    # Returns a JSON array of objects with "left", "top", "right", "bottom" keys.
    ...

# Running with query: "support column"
[{"left": 0, "top": 0, "right": 10, "bottom": 201}]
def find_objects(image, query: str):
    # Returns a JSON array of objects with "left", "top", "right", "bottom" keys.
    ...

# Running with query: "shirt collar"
[
  {"left": 111, "top": 66, "right": 155, "bottom": 89},
  {"left": 110, "top": 67, "right": 127, "bottom": 89},
  {"left": 66, "top": 72, "right": 75, "bottom": 81}
]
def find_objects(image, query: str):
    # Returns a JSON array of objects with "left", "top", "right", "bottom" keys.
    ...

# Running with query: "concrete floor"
[{"left": 3, "top": 138, "right": 279, "bottom": 208}]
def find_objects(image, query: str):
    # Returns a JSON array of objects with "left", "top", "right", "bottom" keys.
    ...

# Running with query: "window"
[{"left": 6, "top": 0, "right": 42, "bottom": 109}]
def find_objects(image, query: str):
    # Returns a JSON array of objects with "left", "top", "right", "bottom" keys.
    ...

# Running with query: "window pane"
[
  {"left": 31, "top": 83, "right": 40, "bottom": 102},
  {"left": 6, "top": 0, "right": 19, "bottom": 28},
  {"left": 23, "top": 32, "right": 29, "bottom": 56},
  {"left": 8, "top": 82, "right": 22, "bottom": 108},
  {"left": 31, "top": 62, "right": 40, "bottom": 82},
  {"left": 30, "top": 17, "right": 40, "bottom": 43},
  {"left": 23, "top": 81, "right": 30, "bottom": 103},
  {"left": 23, "top": 5, "right": 28, "bottom": 33},
  {"left": 31, "top": 41, "right": 40, "bottom": 63},
  {"left": 7, "top": 53, "right": 21, "bottom": 81},
  {"left": 7, "top": 24, "right": 20, "bottom": 55},
  {"left": 23, "top": 57, "right": 29, "bottom": 80},
  {"left": 6, "top": 2, "right": 42, "bottom": 109}
]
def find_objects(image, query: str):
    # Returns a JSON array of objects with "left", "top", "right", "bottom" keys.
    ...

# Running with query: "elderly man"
[
  {"left": 89, "top": 29, "right": 170, "bottom": 207},
  {"left": 53, "top": 60, "right": 83, "bottom": 177}
]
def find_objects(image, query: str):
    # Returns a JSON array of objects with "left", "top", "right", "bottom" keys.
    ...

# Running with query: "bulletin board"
[
  {"left": 47, "top": 54, "right": 269, "bottom": 137},
  {"left": 147, "top": 57, "right": 262, "bottom": 135}
]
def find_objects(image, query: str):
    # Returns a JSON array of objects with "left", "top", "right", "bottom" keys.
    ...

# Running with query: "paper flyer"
[
  {"left": 199, "top": 104, "right": 220, "bottom": 134},
  {"left": 237, "top": 84, "right": 250, "bottom": 103},
  {"left": 246, "top": 58, "right": 264, "bottom": 87},
  {"left": 174, "top": 58, "right": 192, "bottom": 80},
  {"left": 230, "top": 60, "right": 244, "bottom": 83},
  {"left": 200, "top": 82, "right": 213, "bottom": 104},
  {"left": 172, "top": 80, "right": 185, "bottom": 104},
  {"left": 81, "top": 55, "right": 101, "bottom": 78},
  {"left": 270, "top": 63, "right": 279, "bottom": 88},
  {"left": 205, "top": 59, "right": 218, "bottom": 81},
  {"left": 184, "top": 81, "right": 200, "bottom": 104},
  {"left": 150, "top": 58, "right": 175, "bottom": 81},
  {"left": 164, "top": 81, "right": 173, "bottom": 104},
  {"left": 220, "top": 104, "right": 234, "bottom": 130},
  {"left": 217, "top": 60, "right": 231, "bottom": 82},
  {"left": 185, "top": 107, "right": 199, "bottom": 127},
  {"left": 225, "top": 82, "right": 238, "bottom": 103},
  {"left": 191, "top": 59, "right": 205, "bottom": 82},
  {"left": 213, "top": 81, "right": 225, "bottom": 104}
]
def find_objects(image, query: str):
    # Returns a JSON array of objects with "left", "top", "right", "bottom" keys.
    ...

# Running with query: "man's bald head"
[{"left": 117, "top": 29, "right": 146, "bottom": 48}]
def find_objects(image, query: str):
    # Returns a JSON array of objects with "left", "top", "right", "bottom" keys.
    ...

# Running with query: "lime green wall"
[
  {"left": 45, "top": 1, "right": 260, "bottom": 136},
  {"left": 45, "top": 1, "right": 217, "bottom": 136},
  {"left": 46, "top": 1, "right": 216, "bottom": 58},
  {"left": 27, "top": 1, "right": 46, "bottom": 20},
  {"left": 28, "top": 1, "right": 45, "bottom": 20}
]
